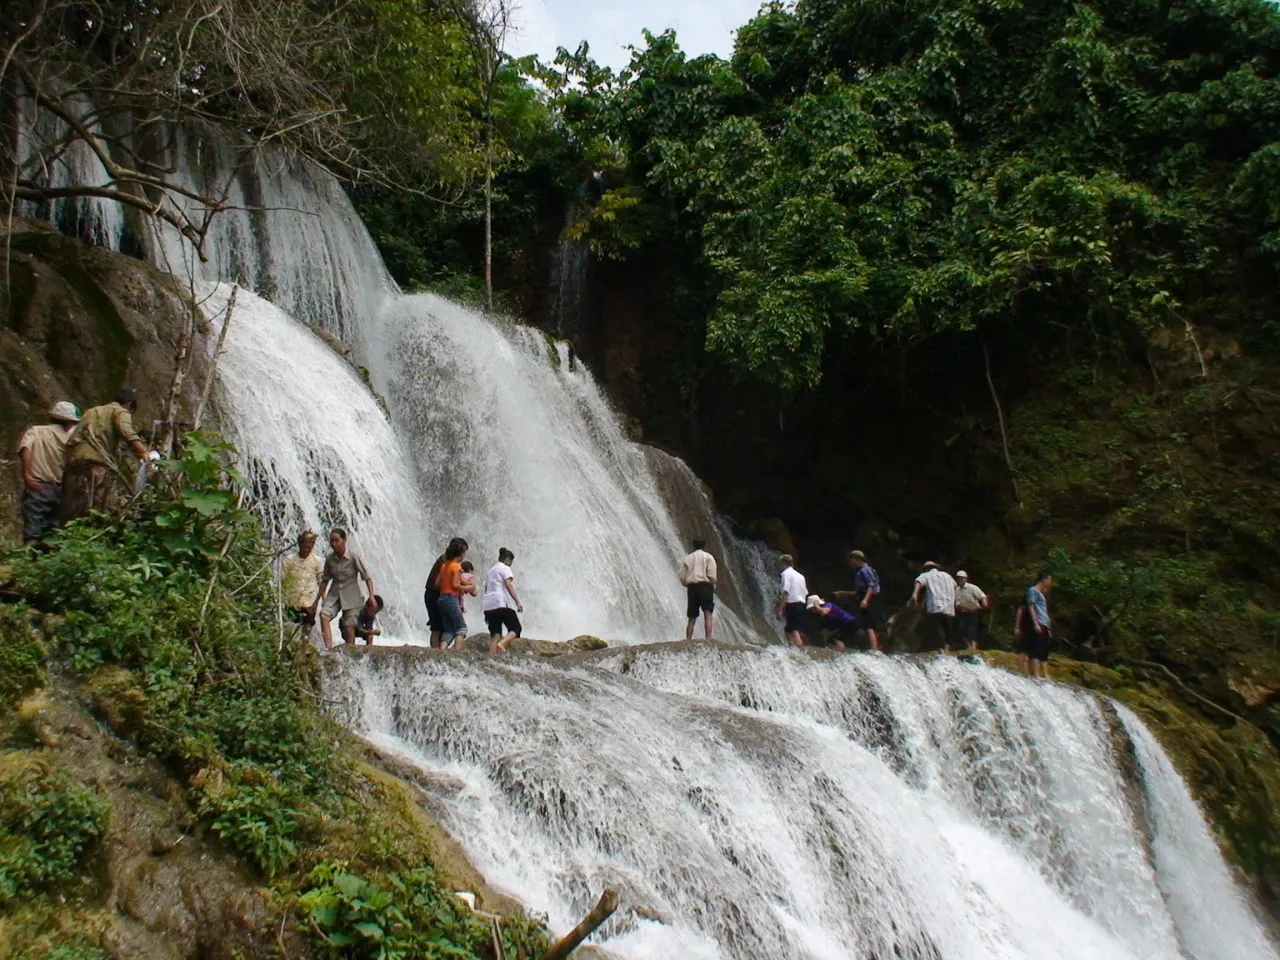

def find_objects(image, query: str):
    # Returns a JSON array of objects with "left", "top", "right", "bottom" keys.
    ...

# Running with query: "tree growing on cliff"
[{"left": 1, "top": 0, "right": 482, "bottom": 257}]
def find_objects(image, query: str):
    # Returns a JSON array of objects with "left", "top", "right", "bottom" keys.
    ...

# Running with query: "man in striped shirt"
[{"left": 913, "top": 561, "right": 957, "bottom": 651}]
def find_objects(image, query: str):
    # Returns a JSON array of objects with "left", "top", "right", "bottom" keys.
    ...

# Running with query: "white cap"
[
  {"left": 956, "top": 570, "right": 969, "bottom": 579},
  {"left": 806, "top": 594, "right": 824, "bottom": 609},
  {"left": 50, "top": 400, "right": 80, "bottom": 422}
]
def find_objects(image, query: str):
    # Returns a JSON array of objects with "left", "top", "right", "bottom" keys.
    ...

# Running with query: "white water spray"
[{"left": 326, "top": 646, "right": 1277, "bottom": 960}]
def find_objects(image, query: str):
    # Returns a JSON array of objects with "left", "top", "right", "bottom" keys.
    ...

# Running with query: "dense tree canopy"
[{"left": 553, "top": 0, "right": 1280, "bottom": 388}]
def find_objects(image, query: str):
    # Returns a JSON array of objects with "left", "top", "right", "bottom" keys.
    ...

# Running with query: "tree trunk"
[
  {"left": 484, "top": 142, "right": 493, "bottom": 313},
  {"left": 980, "top": 333, "right": 1021, "bottom": 506},
  {"left": 537, "top": 889, "right": 619, "bottom": 960}
]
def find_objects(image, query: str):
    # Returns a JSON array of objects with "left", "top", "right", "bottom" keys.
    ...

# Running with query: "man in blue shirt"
[
  {"left": 834, "top": 550, "right": 884, "bottom": 651},
  {"left": 1015, "top": 572, "right": 1055, "bottom": 678}
]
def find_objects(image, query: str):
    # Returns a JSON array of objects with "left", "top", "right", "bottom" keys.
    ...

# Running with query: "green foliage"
[
  {"left": 14, "top": 946, "right": 110, "bottom": 960},
  {"left": 0, "top": 607, "right": 46, "bottom": 713},
  {"left": 301, "top": 862, "right": 546, "bottom": 960},
  {"left": 0, "top": 757, "right": 108, "bottom": 903}
]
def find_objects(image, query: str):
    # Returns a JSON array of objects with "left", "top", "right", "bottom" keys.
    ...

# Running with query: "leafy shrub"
[
  {"left": 0, "top": 606, "right": 47, "bottom": 711},
  {"left": 0, "top": 756, "right": 108, "bottom": 902},
  {"left": 194, "top": 764, "right": 302, "bottom": 878},
  {"left": 300, "top": 862, "right": 547, "bottom": 960}
]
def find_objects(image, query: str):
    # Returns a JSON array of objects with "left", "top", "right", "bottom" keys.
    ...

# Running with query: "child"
[
  {"left": 356, "top": 595, "right": 384, "bottom": 645},
  {"left": 459, "top": 561, "right": 476, "bottom": 613}
]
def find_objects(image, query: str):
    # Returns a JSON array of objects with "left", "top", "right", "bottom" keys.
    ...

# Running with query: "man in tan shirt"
[
  {"left": 16, "top": 401, "right": 81, "bottom": 544},
  {"left": 61, "top": 389, "right": 150, "bottom": 523},
  {"left": 678, "top": 537, "right": 718, "bottom": 640}
]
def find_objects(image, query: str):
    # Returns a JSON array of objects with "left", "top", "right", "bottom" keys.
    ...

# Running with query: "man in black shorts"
[
  {"left": 425, "top": 537, "right": 467, "bottom": 648},
  {"left": 1016, "top": 572, "right": 1055, "bottom": 679},
  {"left": 834, "top": 550, "right": 885, "bottom": 651},
  {"left": 678, "top": 537, "right": 718, "bottom": 640},
  {"left": 775, "top": 554, "right": 809, "bottom": 647}
]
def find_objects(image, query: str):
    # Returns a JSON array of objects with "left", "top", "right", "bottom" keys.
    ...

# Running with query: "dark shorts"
[
  {"left": 21, "top": 482, "right": 61, "bottom": 542},
  {"left": 686, "top": 582, "right": 715, "bottom": 619},
  {"left": 924, "top": 612, "right": 955, "bottom": 651},
  {"left": 1019, "top": 623, "right": 1051, "bottom": 662},
  {"left": 956, "top": 611, "right": 981, "bottom": 646},
  {"left": 424, "top": 588, "right": 442, "bottom": 632},
  {"left": 853, "top": 595, "right": 886, "bottom": 633},
  {"left": 484, "top": 607, "right": 522, "bottom": 637},
  {"left": 784, "top": 601, "right": 806, "bottom": 633}
]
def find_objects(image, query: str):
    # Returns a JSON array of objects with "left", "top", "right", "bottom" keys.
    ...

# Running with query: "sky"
[{"left": 506, "top": 0, "right": 765, "bottom": 71}]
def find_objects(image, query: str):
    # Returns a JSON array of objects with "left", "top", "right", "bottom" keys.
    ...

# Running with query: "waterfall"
[
  {"left": 17, "top": 104, "right": 775, "bottom": 640},
  {"left": 324, "top": 645, "right": 1277, "bottom": 960}
]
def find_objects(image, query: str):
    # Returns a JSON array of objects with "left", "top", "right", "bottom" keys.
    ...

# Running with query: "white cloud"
[{"left": 508, "top": 0, "right": 763, "bottom": 70}]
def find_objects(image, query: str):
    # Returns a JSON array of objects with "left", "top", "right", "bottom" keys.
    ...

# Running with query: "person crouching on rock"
[
  {"left": 356, "top": 595, "right": 384, "bottom": 645},
  {"left": 16, "top": 400, "right": 81, "bottom": 545},
  {"left": 483, "top": 548, "right": 524, "bottom": 654},
  {"left": 437, "top": 540, "right": 476, "bottom": 650},
  {"left": 315, "top": 528, "right": 375, "bottom": 649},
  {"left": 806, "top": 594, "right": 860, "bottom": 651}
]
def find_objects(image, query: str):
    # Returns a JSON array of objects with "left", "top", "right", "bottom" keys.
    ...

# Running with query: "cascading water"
[{"left": 325, "top": 645, "right": 1278, "bottom": 960}]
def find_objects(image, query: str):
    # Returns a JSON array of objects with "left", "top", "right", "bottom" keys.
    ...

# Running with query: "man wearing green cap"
[{"left": 16, "top": 401, "right": 81, "bottom": 544}]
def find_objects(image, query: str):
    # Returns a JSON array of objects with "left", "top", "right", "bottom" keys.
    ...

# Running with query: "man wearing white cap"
[
  {"left": 953, "top": 571, "right": 990, "bottom": 650},
  {"left": 16, "top": 401, "right": 81, "bottom": 544}
]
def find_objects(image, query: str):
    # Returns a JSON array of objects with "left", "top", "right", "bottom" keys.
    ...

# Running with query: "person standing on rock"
[
  {"left": 315, "top": 528, "right": 376, "bottom": 649},
  {"left": 281, "top": 531, "right": 324, "bottom": 641},
  {"left": 16, "top": 401, "right": 81, "bottom": 544},
  {"left": 775, "top": 554, "right": 808, "bottom": 647},
  {"left": 953, "top": 571, "right": 990, "bottom": 650},
  {"left": 834, "top": 550, "right": 884, "bottom": 651},
  {"left": 425, "top": 537, "right": 467, "bottom": 648},
  {"left": 437, "top": 540, "right": 477, "bottom": 650},
  {"left": 678, "top": 537, "right": 718, "bottom": 641},
  {"left": 60, "top": 390, "right": 150, "bottom": 522},
  {"left": 483, "top": 548, "right": 524, "bottom": 654},
  {"left": 913, "top": 561, "right": 957, "bottom": 652},
  {"left": 1016, "top": 572, "right": 1055, "bottom": 679}
]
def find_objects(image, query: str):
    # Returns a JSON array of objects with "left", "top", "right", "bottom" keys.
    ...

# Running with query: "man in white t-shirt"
[
  {"left": 482, "top": 548, "right": 524, "bottom": 653},
  {"left": 953, "top": 570, "right": 990, "bottom": 650},
  {"left": 774, "top": 554, "right": 809, "bottom": 647},
  {"left": 912, "top": 561, "right": 957, "bottom": 651}
]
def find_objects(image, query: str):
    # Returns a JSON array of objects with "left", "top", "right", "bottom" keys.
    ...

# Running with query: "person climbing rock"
[
  {"left": 281, "top": 531, "right": 324, "bottom": 641},
  {"left": 806, "top": 594, "right": 860, "bottom": 651},
  {"left": 437, "top": 540, "right": 476, "bottom": 650},
  {"left": 356, "top": 595, "right": 384, "bottom": 645},
  {"left": 1016, "top": 572, "right": 1055, "bottom": 679},
  {"left": 16, "top": 400, "right": 81, "bottom": 544},
  {"left": 913, "top": 561, "right": 957, "bottom": 652},
  {"left": 953, "top": 571, "right": 990, "bottom": 650},
  {"left": 424, "top": 537, "right": 467, "bottom": 648},
  {"left": 775, "top": 554, "right": 808, "bottom": 647},
  {"left": 60, "top": 390, "right": 150, "bottom": 523},
  {"left": 834, "top": 550, "right": 885, "bottom": 651},
  {"left": 678, "top": 536, "right": 718, "bottom": 641},
  {"left": 315, "top": 528, "right": 375, "bottom": 649},
  {"left": 483, "top": 548, "right": 524, "bottom": 654}
]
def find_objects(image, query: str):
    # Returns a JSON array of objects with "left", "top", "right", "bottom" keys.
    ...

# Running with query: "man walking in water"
[
  {"left": 16, "top": 401, "right": 80, "bottom": 544},
  {"left": 1017, "top": 572, "right": 1055, "bottom": 679},
  {"left": 678, "top": 536, "right": 717, "bottom": 640},
  {"left": 775, "top": 554, "right": 808, "bottom": 647},
  {"left": 483, "top": 548, "right": 524, "bottom": 653},
  {"left": 953, "top": 570, "right": 990, "bottom": 650},
  {"left": 314, "top": 528, "right": 376, "bottom": 649},
  {"left": 913, "top": 561, "right": 957, "bottom": 652},
  {"left": 834, "top": 550, "right": 884, "bottom": 651}
]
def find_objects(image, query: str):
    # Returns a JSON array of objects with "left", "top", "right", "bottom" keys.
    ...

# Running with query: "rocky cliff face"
[{"left": 1, "top": 219, "right": 196, "bottom": 539}]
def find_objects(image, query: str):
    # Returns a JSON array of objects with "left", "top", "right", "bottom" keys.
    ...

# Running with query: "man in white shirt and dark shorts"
[
  {"left": 482, "top": 548, "right": 524, "bottom": 654},
  {"left": 775, "top": 554, "right": 809, "bottom": 647},
  {"left": 678, "top": 537, "right": 718, "bottom": 640},
  {"left": 913, "top": 561, "right": 957, "bottom": 651}
]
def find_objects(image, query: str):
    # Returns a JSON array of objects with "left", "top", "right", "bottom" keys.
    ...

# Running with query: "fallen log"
[{"left": 537, "top": 889, "right": 619, "bottom": 960}]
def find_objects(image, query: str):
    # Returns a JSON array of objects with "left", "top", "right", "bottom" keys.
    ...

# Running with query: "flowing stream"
[{"left": 17, "top": 110, "right": 1278, "bottom": 958}]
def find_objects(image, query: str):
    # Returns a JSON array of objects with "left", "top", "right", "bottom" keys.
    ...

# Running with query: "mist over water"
[{"left": 19, "top": 108, "right": 1277, "bottom": 958}]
